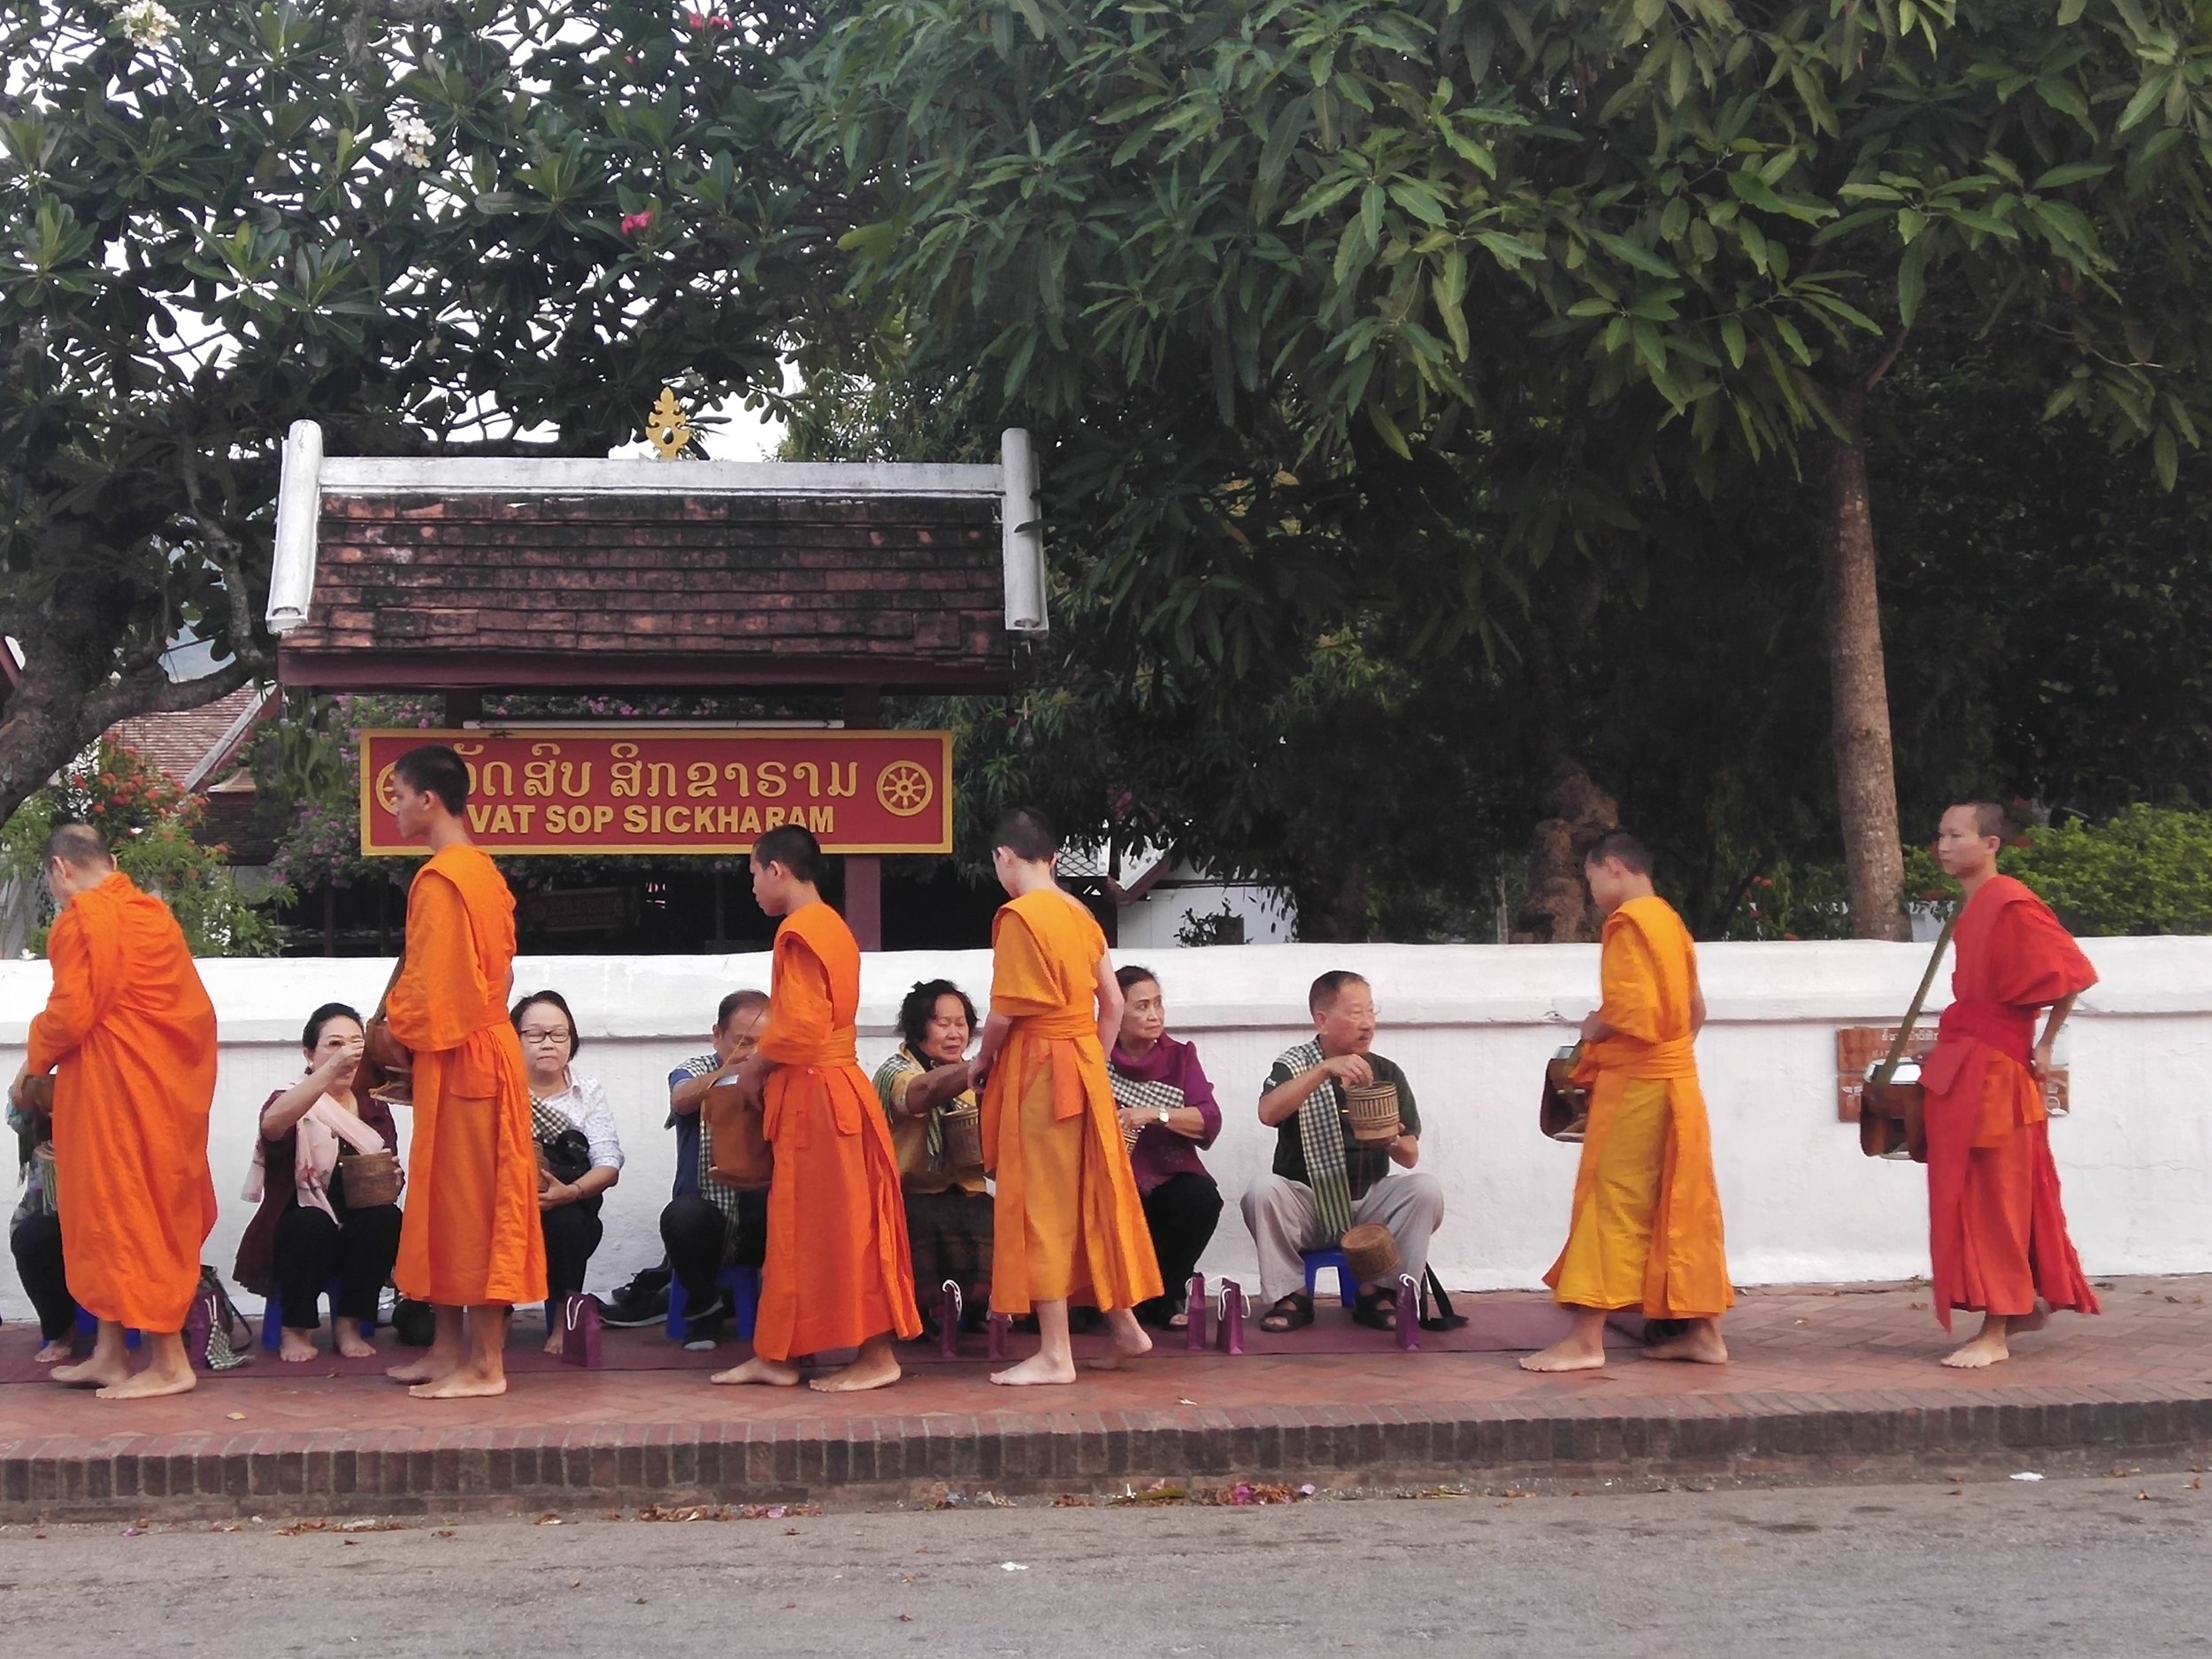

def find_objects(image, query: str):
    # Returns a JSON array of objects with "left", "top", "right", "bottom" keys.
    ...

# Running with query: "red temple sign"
[{"left": 358, "top": 727, "right": 952, "bottom": 857}]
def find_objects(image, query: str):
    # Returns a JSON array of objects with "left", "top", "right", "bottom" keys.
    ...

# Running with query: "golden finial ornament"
[{"left": 645, "top": 387, "right": 694, "bottom": 461}]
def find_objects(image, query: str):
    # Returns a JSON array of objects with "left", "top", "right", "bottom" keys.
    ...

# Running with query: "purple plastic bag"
[{"left": 559, "top": 1293, "right": 604, "bottom": 1367}]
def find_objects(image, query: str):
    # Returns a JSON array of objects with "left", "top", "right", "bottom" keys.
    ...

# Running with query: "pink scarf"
[{"left": 243, "top": 1094, "right": 388, "bottom": 1223}]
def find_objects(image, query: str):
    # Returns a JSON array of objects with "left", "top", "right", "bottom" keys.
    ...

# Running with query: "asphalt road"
[{"left": 2, "top": 1469, "right": 2205, "bottom": 1656}]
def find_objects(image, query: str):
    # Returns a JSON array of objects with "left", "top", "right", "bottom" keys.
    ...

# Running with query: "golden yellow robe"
[
  {"left": 388, "top": 844, "right": 547, "bottom": 1308},
  {"left": 982, "top": 887, "right": 1162, "bottom": 1314},
  {"left": 753, "top": 901, "right": 920, "bottom": 1361},
  {"left": 27, "top": 872, "right": 217, "bottom": 1333},
  {"left": 1546, "top": 895, "right": 1733, "bottom": 1319}
]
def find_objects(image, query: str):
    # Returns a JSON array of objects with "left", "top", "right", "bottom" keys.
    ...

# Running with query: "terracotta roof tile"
[{"left": 104, "top": 685, "right": 271, "bottom": 787}]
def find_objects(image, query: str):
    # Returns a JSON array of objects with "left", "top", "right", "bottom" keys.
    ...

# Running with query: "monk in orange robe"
[
  {"left": 380, "top": 746, "right": 547, "bottom": 1399},
  {"left": 972, "top": 807, "right": 1161, "bottom": 1386},
  {"left": 1918, "top": 802, "right": 2101, "bottom": 1368},
  {"left": 9, "top": 823, "right": 217, "bottom": 1399},
  {"left": 713, "top": 825, "right": 918, "bottom": 1392},
  {"left": 1524, "top": 832, "right": 1732, "bottom": 1372}
]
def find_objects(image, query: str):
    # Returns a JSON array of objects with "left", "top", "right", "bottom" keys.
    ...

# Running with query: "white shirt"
[{"left": 536, "top": 1071, "right": 625, "bottom": 1171}]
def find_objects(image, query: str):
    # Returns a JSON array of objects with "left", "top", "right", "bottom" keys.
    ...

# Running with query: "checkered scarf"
[
  {"left": 1109, "top": 1070, "right": 1187, "bottom": 1151},
  {"left": 1279, "top": 1039, "right": 1353, "bottom": 1236}
]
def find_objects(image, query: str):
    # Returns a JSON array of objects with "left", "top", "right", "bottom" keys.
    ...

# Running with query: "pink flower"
[
  {"left": 687, "top": 10, "right": 706, "bottom": 26},
  {"left": 621, "top": 211, "right": 655, "bottom": 236}
]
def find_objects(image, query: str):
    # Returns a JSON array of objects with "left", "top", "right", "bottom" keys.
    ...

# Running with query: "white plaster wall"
[{"left": 2, "top": 938, "right": 2207, "bottom": 1321}]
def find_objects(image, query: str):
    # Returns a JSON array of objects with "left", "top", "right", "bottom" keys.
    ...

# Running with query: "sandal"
[
  {"left": 1258, "top": 1292, "right": 1314, "bottom": 1333},
  {"left": 1167, "top": 1309, "right": 1190, "bottom": 1330},
  {"left": 1352, "top": 1286, "right": 1399, "bottom": 1333}
]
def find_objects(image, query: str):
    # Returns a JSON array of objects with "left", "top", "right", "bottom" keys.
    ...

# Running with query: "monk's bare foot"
[
  {"left": 1941, "top": 1316, "right": 2013, "bottom": 1370},
  {"left": 409, "top": 1366, "right": 507, "bottom": 1400},
  {"left": 33, "top": 1340, "right": 73, "bottom": 1365},
  {"left": 333, "top": 1322, "right": 378, "bottom": 1360},
  {"left": 98, "top": 1365, "right": 197, "bottom": 1401},
  {"left": 990, "top": 1351, "right": 1079, "bottom": 1386},
  {"left": 1520, "top": 1338, "right": 1608, "bottom": 1373},
  {"left": 279, "top": 1330, "right": 319, "bottom": 1364},
  {"left": 1089, "top": 1310, "right": 1154, "bottom": 1371},
  {"left": 387, "top": 1356, "right": 454, "bottom": 1385},
  {"left": 52, "top": 1356, "right": 132, "bottom": 1389},
  {"left": 1645, "top": 1319, "right": 1729, "bottom": 1364},
  {"left": 810, "top": 1340, "right": 901, "bottom": 1394},
  {"left": 711, "top": 1356, "right": 802, "bottom": 1386}
]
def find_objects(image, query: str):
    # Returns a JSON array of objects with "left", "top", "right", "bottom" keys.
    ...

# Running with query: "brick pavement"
[{"left": 2, "top": 1277, "right": 2205, "bottom": 1521}]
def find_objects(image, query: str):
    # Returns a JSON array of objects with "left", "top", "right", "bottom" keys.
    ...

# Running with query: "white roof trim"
[
  {"left": 263, "top": 422, "right": 1049, "bottom": 639},
  {"left": 319, "top": 455, "right": 1006, "bottom": 498}
]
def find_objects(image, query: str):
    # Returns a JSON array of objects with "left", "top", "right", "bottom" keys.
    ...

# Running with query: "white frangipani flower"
[
  {"left": 392, "top": 113, "right": 435, "bottom": 168},
  {"left": 116, "top": 0, "right": 177, "bottom": 46}
]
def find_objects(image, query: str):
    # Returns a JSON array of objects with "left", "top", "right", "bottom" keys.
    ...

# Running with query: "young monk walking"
[
  {"left": 972, "top": 808, "right": 1160, "bottom": 1385},
  {"left": 383, "top": 747, "right": 547, "bottom": 1399},
  {"left": 712, "top": 826, "right": 919, "bottom": 1392},
  {"left": 9, "top": 824, "right": 218, "bottom": 1399},
  {"left": 1523, "top": 833, "right": 1732, "bottom": 1372},
  {"left": 1917, "top": 803, "right": 2101, "bottom": 1369}
]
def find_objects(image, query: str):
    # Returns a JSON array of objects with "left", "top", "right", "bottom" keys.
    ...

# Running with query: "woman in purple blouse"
[{"left": 1109, "top": 965, "right": 1224, "bottom": 1328}]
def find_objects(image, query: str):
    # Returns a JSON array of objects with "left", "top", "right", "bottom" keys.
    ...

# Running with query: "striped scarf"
[
  {"left": 1279, "top": 1039, "right": 1354, "bottom": 1236},
  {"left": 1108, "top": 1070, "right": 1186, "bottom": 1151}
]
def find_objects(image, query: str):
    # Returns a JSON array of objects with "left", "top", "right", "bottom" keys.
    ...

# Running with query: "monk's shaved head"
[
  {"left": 1584, "top": 831, "right": 1653, "bottom": 876},
  {"left": 44, "top": 822, "right": 112, "bottom": 870},
  {"left": 395, "top": 745, "right": 469, "bottom": 817},
  {"left": 1953, "top": 800, "right": 2010, "bottom": 841}
]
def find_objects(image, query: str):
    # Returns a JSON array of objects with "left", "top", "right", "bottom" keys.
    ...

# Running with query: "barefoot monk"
[
  {"left": 711, "top": 826, "right": 919, "bottom": 1393},
  {"left": 9, "top": 823, "right": 218, "bottom": 1400},
  {"left": 971, "top": 808, "right": 1160, "bottom": 1386},
  {"left": 1523, "top": 833, "right": 1732, "bottom": 1373},
  {"left": 383, "top": 746, "right": 547, "bottom": 1399},
  {"left": 1918, "top": 803, "right": 2101, "bottom": 1369}
]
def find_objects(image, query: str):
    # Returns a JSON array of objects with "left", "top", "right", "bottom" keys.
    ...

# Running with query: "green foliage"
[
  {"left": 0, "top": 740, "right": 282, "bottom": 956},
  {"left": 1905, "top": 806, "right": 2212, "bottom": 933}
]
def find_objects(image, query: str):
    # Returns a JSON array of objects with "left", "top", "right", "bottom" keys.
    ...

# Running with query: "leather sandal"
[
  {"left": 1258, "top": 1292, "right": 1314, "bottom": 1333},
  {"left": 1352, "top": 1285, "right": 1399, "bottom": 1332}
]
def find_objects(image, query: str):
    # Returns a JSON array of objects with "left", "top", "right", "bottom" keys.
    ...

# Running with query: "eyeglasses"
[{"left": 518, "top": 1028, "right": 572, "bottom": 1046}]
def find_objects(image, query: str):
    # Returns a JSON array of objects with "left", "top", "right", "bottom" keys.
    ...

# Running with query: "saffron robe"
[
  {"left": 1919, "top": 875, "right": 2101, "bottom": 1331},
  {"left": 752, "top": 901, "right": 920, "bottom": 1361},
  {"left": 981, "top": 887, "right": 1163, "bottom": 1314},
  {"left": 388, "top": 844, "right": 547, "bottom": 1308},
  {"left": 27, "top": 872, "right": 218, "bottom": 1333},
  {"left": 1545, "top": 895, "right": 1733, "bottom": 1320}
]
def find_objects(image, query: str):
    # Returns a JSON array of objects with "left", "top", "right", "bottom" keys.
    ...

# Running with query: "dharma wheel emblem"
[{"left": 876, "top": 761, "right": 934, "bottom": 818}]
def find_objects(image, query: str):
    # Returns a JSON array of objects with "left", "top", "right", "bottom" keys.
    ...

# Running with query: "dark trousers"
[
  {"left": 660, "top": 1193, "right": 766, "bottom": 1312},
  {"left": 1138, "top": 1172, "right": 1224, "bottom": 1325},
  {"left": 541, "top": 1194, "right": 605, "bottom": 1302},
  {"left": 273, "top": 1201, "right": 403, "bottom": 1328},
  {"left": 10, "top": 1213, "right": 76, "bottom": 1341}
]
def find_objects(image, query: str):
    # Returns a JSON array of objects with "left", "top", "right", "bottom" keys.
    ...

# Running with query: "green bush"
[{"left": 1906, "top": 806, "right": 2212, "bottom": 936}]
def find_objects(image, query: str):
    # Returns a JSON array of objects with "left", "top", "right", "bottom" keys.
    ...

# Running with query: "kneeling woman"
[
  {"left": 514, "top": 990, "right": 624, "bottom": 1352},
  {"left": 1110, "top": 967, "right": 1224, "bottom": 1328},
  {"left": 235, "top": 1003, "right": 404, "bottom": 1362},
  {"left": 872, "top": 979, "right": 994, "bottom": 1332}
]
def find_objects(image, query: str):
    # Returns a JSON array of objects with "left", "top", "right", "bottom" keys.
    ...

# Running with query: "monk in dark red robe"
[{"left": 1920, "top": 802, "right": 2101, "bottom": 1368}]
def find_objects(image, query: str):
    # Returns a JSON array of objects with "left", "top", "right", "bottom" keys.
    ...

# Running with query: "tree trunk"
[{"left": 1817, "top": 386, "right": 1911, "bottom": 942}]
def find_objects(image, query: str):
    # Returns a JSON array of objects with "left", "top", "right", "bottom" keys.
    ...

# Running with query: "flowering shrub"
[{"left": 0, "top": 741, "right": 282, "bottom": 956}]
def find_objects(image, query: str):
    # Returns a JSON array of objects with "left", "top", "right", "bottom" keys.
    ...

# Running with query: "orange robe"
[
  {"left": 981, "top": 888, "right": 1163, "bottom": 1315},
  {"left": 388, "top": 844, "right": 546, "bottom": 1308},
  {"left": 753, "top": 901, "right": 920, "bottom": 1361},
  {"left": 1920, "top": 874, "right": 2100, "bottom": 1331},
  {"left": 1545, "top": 895, "right": 1733, "bottom": 1320},
  {"left": 27, "top": 872, "right": 218, "bottom": 1333}
]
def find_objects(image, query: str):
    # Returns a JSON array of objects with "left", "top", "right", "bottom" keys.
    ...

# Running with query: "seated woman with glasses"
[{"left": 511, "top": 990, "right": 624, "bottom": 1353}]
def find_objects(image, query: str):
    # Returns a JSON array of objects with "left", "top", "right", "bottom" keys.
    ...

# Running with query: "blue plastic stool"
[
  {"left": 1302, "top": 1248, "right": 1360, "bottom": 1309},
  {"left": 667, "top": 1265, "right": 760, "bottom": 1342},
  {"left": 73, "top": 1309, "right": 142, "bottom": 1349},
  {"left": 260, "top": 1279, "right": 374, "bottom": 1351}
]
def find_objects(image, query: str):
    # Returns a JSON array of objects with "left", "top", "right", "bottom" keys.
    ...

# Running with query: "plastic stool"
[
  {"left": 73, "top": 1309, "right": 142, "bottom": 1349},
  {"left": 1302, "top": 1248, "right": 1360, "bottom": 1309},
  {"left": 260, "top": 1279, "right": 373, "bottom": 1351},
  {"left": 667, "top": 1264, "right": 760, "bottom": 1342}
]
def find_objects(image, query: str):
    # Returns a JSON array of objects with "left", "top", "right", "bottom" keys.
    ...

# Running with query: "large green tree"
[
  {"left": 791, "top": 0, "right": 2212, "bottom": 937},
  {"left": 0, "top": 0, "right": 809, "bottom": 825}
]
